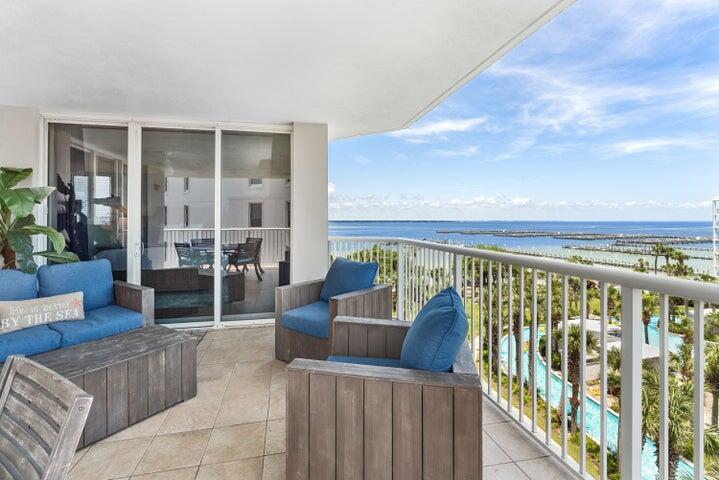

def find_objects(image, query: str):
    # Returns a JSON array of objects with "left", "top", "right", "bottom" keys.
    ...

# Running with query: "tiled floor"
[{"left": 68, "top": 325, "right": 576, "bottom": 480}]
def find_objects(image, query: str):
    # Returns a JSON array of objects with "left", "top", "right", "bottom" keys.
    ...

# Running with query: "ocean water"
[
  {"left": 329, "top": 220, "right": 712, "bottom": 247},
  {"left": 329, "top": 220, "right": 715, "bottom": 272}
]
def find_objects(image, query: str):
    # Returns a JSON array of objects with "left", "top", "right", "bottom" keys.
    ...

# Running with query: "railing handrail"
[
  {"left": 329, "top": 235, "right": 719, "bottom": 303},
  {"left": 164, "top": 227, "right": 290, "bottom": 232}
]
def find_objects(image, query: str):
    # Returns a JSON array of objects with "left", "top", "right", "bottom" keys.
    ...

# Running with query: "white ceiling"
[{"left": 0, "top": 0, "right": 573, "bottom": 139}]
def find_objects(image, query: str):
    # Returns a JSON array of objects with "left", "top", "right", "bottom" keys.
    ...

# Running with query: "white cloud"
[
  {"left": 388, "top": 117, "right": 486, "bottom": 142},
  {"left": 612, "top": 137, "right": 711, "bottom": 154},
  {"left": 434, "top": 145, "right": 481, "bottom": 157},
  {"left": 328, "top": 182, "right": 336, "bottom": 196}
]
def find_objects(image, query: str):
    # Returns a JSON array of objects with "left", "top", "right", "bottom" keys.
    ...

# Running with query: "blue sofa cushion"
[
  {"left": 0, "top": 325, "right": 61, "bottom": 362},
  {"left": 0, "top": 270, "right": 37, "bottom": 301},
  {"left": 48, "top": 305, "right": 143, "bottom": 348},
  {"left": 282, "top": 301, "right": 330, "bottom": 339},
  {"left": 38, "top": 259, "right": 115, "bottom": 311},
  {"left": 327, "top": 355, "right": 402, "bottom": 368},
  {"left": 319, "top": 258, "right": 378, "bottom": 302},
  {"left": 400, "top": 287, "right": 468, "bottom": 372}
]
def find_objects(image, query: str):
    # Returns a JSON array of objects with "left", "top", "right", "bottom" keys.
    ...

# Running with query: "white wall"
[
  {"left": 291, "top": 123, "right": 329, "bottom": 282},
  {"left": 0, "top": 105, "right": 40, "bottom": 185}
]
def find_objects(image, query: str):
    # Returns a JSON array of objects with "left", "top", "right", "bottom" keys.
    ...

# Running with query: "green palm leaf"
[
  {"left": 0, "top": 186, "right": 55, "bottom": 218},
  {"left": 0, "top": 167, "right": 33, "bottom": 190}
]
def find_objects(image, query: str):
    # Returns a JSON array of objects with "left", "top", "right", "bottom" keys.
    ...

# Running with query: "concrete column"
[{"left": 290, "top": 122, "right": 328, "bottom": 282}]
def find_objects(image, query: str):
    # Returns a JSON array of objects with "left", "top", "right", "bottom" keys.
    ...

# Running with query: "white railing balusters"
[
  {"left": 508, "top": 264, "right": 514, "bottom": 412},
  {"left": 694, "top": 302, "right": 705, "bottom": 480},
  {"left": 519, "top": 266, "right": 525, "bottom": 423},
  {"left": 497, "top": 263, "right": 503, "bottom": 403},
  {"left": 561, "top": 275, "right": 569, "bottom": 458},
  {"left": 620, "top": 286, "right": 642, "bottom": 480},
  {"left": 531, "top": 269, "right": 538, "bottom": 434},
  {"left": 599, "top": 282, "right": 608, "bottom": 480},
  {"left": 488, "top": 262, "right": 494, "bottom": 397},
  {"left": 659, "top": 293, "right": 669, "bottom": 480},
  {"left": 546, "top": 271, "right": 553, "bottom": 446},
  {"left": 580, "top": 279, "right": 587, "bottom": 474}
]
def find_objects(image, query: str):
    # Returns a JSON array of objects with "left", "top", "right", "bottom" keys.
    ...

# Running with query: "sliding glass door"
[
  {"left": 140, "top": 129, "right": 215, "bottom": 324},
  {"left": 47, "top": 121, "right": 290, "bottom": 327},
  {"left": 47, "top": 124, "right": 129, "bottom": 277},
  {"left": 220, "top": 132, "right": 291, "bottom": 321}
]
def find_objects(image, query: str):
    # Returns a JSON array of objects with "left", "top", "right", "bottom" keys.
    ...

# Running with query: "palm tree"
[
  {"left": 642, "top": 364, "right": 719, "bottom": 480},
  {"left": 706, "top": 344, "right": 719, "bottom": 426},
  {"left": 563, "top": 324, "right": 598, "bottom": 432},
  {"left": 670, "top": 339, "right": 694, "bottom": 384},
  {"left": 651, "top": 243, "right": 668, "bottom": 275}
]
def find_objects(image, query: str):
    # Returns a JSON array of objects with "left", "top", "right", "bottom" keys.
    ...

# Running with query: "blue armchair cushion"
[
  {"left": 282, "top": 301, "right": 330, "bottom": 339},
  {"left": 0, "top": 325, "right": 62, "bottom": 362},
  {"left": 400, "top": 287, "right": 468, "bottom": 372},
  {"left": 38, "top": 259, "right": 115, "bottom": 311},
  {"left": 0, "top": 270, "right": 37, "bottom": 301},
  {"left": 319, "top": 258, "right": 378, "bottom": 302},
  {"left": 327, "top": 355, "right": 402, "bottom": 368},
  {"left": 48, "top": 305, "right": 143, "bottom": 348}
]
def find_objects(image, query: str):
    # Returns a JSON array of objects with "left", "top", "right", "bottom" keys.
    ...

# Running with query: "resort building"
[{"left": 1, "top": 2, "right": 718, "bottom": 480}]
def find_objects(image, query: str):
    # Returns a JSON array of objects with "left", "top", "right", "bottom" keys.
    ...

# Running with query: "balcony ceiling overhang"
[{"left": 0, "top": 0, "right": 573, "bottom": 139}]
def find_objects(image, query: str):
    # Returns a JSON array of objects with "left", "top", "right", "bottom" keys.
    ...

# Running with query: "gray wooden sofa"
[
  {"left": 287, "top": 315, "right": 482, "bottom": 480},
  {"left": 0, "top": 263, "right": 197, "bottom": 449},
  {"left": 275, "top": 279, "right": 392, "bottom": 363}
]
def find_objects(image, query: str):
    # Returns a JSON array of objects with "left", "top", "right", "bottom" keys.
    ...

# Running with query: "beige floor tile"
[
  {"left": 100, "top": 411, "right": 170, "bottom": 443},
  {"left": 483, "top": 432, "right": 512, "bottom": 466},
  {"left": 483, "top": 421, "right": 548, "bottom": 462},
  {"left": 158, "top": 398, "right": 221, "bottom": 435},
  {"left": 482, "top": 396, "right": 510, "bottom": 425},
  {"left": 232, "top": 360, "right": 274, "bottom": 378},
  {"left": 196, "top": 457, "right": 263, "bottom": 480},
  {"left": 130, "top": 467, "right": 198, "bottom": 479},
  {"left": 516, "top": 456, "right": 577, "bottom": 480},
  {"left": 483, "top": 462, "right": 531, "bottom": 480},
  {"left": 265, "top": 419, "right": 285, "bottom": 455},
  {"left": 267, "top": 375, "right": 286, "bottom": 421},
  {"left": 71, "top": 447, "right": 89, "bottom": 469},
  {"left": 202, "top": 422, "right": 266, "bottom": 465},
  {"left": 216, "top": 380, "right": 270, "bottom": 427},
  {"left": 69, "top": 437, "right": 152, "bottom": 480},
  {"left": 262, "top": 454, "right": 285, "bottom": 480},
  {"left": 134, "top": 429, "right": 212, "bottom": 475}
]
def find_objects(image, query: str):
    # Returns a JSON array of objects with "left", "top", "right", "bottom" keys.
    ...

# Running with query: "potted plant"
[{"left": 0, "top": 167, "right": 79, "bottom": 272}]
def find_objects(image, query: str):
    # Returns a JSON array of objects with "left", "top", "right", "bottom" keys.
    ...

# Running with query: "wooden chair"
[
  {"left": 245, "top": 237, "right": 265, "bottom": 273},
  {"left": 227, "top": 241, "right": 262, "bottom": 280},
  {"left": 0, "top": 355, "right": 93, "bottom": 480},
  {"left": 286, "top": 316, "right": 482, "bottom": 480},
  {"left": 275, "top": 280, "right": 393, "bottom": 363}
]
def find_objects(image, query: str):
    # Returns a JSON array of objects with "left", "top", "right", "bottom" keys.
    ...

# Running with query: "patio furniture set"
[
  {"left": 0, "top": 254, "right": 481, "bottom": 479},
  {"left": 175, "top": 236, "right": 264, "bottom": 280},
  {"left": 275, "top": 257, "right": 483, "bottom": 479}
]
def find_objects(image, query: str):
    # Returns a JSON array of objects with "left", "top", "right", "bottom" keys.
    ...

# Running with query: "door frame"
[{"left": 40, "top": 113, "right": 292, "bottom": 329}]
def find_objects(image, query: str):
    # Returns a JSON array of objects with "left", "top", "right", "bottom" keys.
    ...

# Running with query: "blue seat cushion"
[
  {"left": 319, "top": 258, "right": 378, "bottom": 301},
  {"left": 0, "top": 270, "right": 37, "bottom": 301},
  {"left": 327, "top": 355, "right": 402, "bottom": 368},
  {"left": 400, "top": 287, "right": 468, "bottom": 372},
  {"left": 38, "top": 259, "right": 115, "bottom": 311},
  {"left": 282, "top": 301, "right": 330, "bottom": 339},
  {"left": 48, "top": 305, "right": 143, "bottom": 348},
  {"left": 0, "top": 325, "right": 61, "bottom": 362}
]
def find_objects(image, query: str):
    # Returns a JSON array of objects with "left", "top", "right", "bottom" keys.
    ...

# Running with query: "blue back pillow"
[
  {"left": 0, "top": 269, "right": 38, "bottom": 301},
  {"left": 400, "top": 287, "right": 468, "bottom": 372},
  {"left": 38, "top": 259, "right": 115, "bottom": 311},
  {"left": 320, "top": 258, "right": 378, "bottom": 301}
]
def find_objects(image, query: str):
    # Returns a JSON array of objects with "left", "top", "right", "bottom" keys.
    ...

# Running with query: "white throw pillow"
[{"left": 0, "top": 292, "right": 85, "bottom": 334}]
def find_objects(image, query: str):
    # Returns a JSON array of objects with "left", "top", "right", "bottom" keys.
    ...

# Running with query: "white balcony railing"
[
  {"left": 163, "top": 227, "right": 290, "bottom": 267},
  {"left": 329, "top": 236, "right": 719, "bottom": 480}
]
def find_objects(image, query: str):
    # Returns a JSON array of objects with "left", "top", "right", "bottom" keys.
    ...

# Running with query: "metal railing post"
[
  {"left": 619, "top": 285, "right": 642, "bottom": 480},
  {"left": 397, "top": 242, "right": 405, "bottom": 321}
]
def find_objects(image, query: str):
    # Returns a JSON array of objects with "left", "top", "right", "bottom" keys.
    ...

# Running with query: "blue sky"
[{"left": 329, "top": 0, "right": 719, "bottom": 221}]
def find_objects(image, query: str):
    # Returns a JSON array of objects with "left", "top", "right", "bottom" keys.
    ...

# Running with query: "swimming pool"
[{"left": 499, "top": 325, "right": 695, "bottom": 479}]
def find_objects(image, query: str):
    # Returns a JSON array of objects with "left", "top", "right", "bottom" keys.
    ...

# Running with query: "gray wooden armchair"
[
  {"left": 114, "top": 280, "right": 155, "bottom": 326},
  {"left": 287, "top": 316, "right": 482, "bottom": 480},
  {"left": 0, "top": 355, "right": 93, "bottom": 480},
  {"left": 275, "top": 280, "right": 392, "bottom": 363}
]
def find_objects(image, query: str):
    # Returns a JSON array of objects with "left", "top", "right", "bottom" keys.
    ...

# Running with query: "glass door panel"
[
  {"left": 47, "top": 124, "right": 128, "bottom": 278},
  {"left": 140, "top": 129, "right": 215, "bottom": 324},
  {"left": 220, "top": 132, "right": 291, "bottom": 321}
]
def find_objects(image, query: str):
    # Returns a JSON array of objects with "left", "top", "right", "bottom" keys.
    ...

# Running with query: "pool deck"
[{"left": 68, "top": 325, "right": 576, "bottom": 480}]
